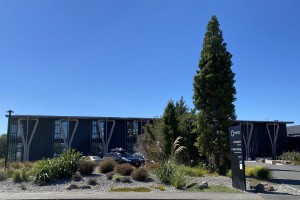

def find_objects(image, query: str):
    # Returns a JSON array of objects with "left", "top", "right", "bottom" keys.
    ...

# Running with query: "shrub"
[
  {"left": 99, "top": 158, "right": 115, "bottom": 174},
  {"left": 78, "top": 159, "right": 96, "bottom": 175},
  {"left": 72, "top": 172, "right": 82, "bottom": 182},
  {"left": 12, "top": 170, "right": 22, "bottom": 182},
  {"left": 280, "top": 151, "right": 300, "bottom": 162},
  {"left": 32, "top": 149, "right": 81, "bottom": 184},
  {"left": 0, "top": 170, "right": 7, "bottom": 181},
  {"left": 115, "top": 163, "right": 134, "bottom": 176},
  {"left": 21, "top": 168, "right": 31, "bottom": 182},
  {"left": 131, "top": 167, "right": 149, "bottom": 181},
  {"left": 245, "top": 166, "right": 272, "bottom": 180},
  {"left": 170, "top": 169, "right": 186, "bottom": 189},
  {"left": 153, "top": 160, "right": 176, "bottom": 184},
  {"left": 154, "top": 184, "right": 165, "bottom": 191},
  {"left": 178, "top": 165, "right": 207, "bottom": 177},
  {"left": 87, "top": 178, "right": 97, "bottom": 185},
  {"left": 106, "top": 171, "right": 115, "bottom": 180},
  {"left": 227, "top": 169, "right": 232, "bottom": 178}
]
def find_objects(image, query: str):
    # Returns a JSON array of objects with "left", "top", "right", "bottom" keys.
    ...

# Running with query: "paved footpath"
[{"left": 1, "top": 191, "right": 299, "bottom": 200}]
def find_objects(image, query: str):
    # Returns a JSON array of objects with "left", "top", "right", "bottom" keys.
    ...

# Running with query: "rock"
[
  {"left": 198, "top": 181, "right": 209, "bottom": 190},
  {"left": 81, "top": 185, "right": 92, "bottom": 189},
  {"left": 66, "top": 184, "right": 79, "bottom": 190},
  {"left": 254, "top": 184, "right": 265, "bottom": 193},
  {"left": 186, "top": 182, "right": 197, "bottom": 189},
  {"left": 265, "top": 185, "right": 275, "bottom": 192}
]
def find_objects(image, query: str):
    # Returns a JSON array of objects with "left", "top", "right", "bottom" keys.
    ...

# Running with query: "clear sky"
[{"left": 1, "top": 0, "right": 299, "bottom": 134}]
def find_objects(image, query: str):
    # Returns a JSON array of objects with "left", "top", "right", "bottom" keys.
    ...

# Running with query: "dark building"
[
  {"left": 233, "top": 120, "right": 293, "bottom": 160},
  {"left": 5, "top": 115, "right": 293, "bottom": 162},
  {"left": 287, "top": 125, "right": 300, "bottom": 152},
  {"left": 6, "top": 115, "right": 151, "bottom": 162}
]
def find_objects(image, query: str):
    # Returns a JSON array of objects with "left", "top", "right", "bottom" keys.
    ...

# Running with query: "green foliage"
[
  {"left": 178, "top": 165, "right": 208, "bottom": 177},
  {"left": 11, "top": 168, "right": 31, "bottom": 182},
  {"left": 110, "top": 187, "right": 151, "bottom": 192},
  {"left": 115, "top": 163, "right": 134, "bottom": 176},
  {"left": 193, "top": 16, "right": 236, "bottom": 168},
  {"left": 170, "top": 169, "right": 187, "bottom": 189},
  {"left": 131, "top": 167, "right": 149, "bottom": 181},
  {"left": 245, "top": 166, "right": 272, "bottom": 180},
  {"left": 0, "top": 134, "right": 7, "bottom": 159},
  {"left": 153, "top": 160, "right": 176, "bottom": 184},
  {"left": 106, "top": 171, "right": 115, "bottom": 180},
  {"left": 154, "top": 184, "right": 166, "bottom": 191},
  {"left": 32, "top": 149, "right": 80, "bottom": 184},
  {"left": 78, "top": 159, "right": 96, "bottom": 175},
  {"left": 12, "top": 170, "right": 22, "bottom": 182},
  {"left": 0, "top": 158, "right": 4, "bottom": 168},
  {"left": 227, "top": 169, "right": 232, "bottom": 178},
  {"left": 280, "top": 151, "right": 300, "bottom": 162},
  {"left": 187, "top": 185, "right": 241, "bottom": 193},
  {"left": 162, "top": 101, "right": 179, "bottom": 159},
  {"left": 99, "top": 158, "right": 115, "bottom": 174},
  {"left": 0, "top": 170, "right": 7, "bottom": 181}
]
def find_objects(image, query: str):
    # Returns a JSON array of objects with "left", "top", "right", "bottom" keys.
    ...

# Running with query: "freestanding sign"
[{"left": 229, "top": 126, "right": 246, "bottom": 190}]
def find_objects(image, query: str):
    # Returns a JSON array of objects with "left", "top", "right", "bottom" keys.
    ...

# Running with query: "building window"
[
  {"left": 53, "top": 120, "right": 69, "bottom": 157},
  {"left": 127, "top": 121, "right": 138, "bottom": 153},
  {"left": 90, "top": 121, "right": 104, "bottom": 156}
]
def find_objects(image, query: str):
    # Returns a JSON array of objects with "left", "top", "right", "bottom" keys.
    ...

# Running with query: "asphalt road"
[{"left": 245, "top": 161, "right": 300, "bottom": 191}]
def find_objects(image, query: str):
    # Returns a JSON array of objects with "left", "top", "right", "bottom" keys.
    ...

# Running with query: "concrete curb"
[{"left": 0, "top": 191, "right": 264, "bottom": 200}]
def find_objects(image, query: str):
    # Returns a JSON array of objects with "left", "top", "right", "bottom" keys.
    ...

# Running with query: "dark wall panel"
[
  {"left": 29, "top": 119, "right": 53, "bottom": 161},
  {"left": 71, "top": 119, "right": 91, "bottom": 155}
]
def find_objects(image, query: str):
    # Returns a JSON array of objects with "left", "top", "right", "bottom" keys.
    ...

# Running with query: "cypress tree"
[
  {"left": 193, "top": 16, "right": 236, "bottom": 168},
  {"left": 162, "top": 100, "right": 179, "bottom": 159}
]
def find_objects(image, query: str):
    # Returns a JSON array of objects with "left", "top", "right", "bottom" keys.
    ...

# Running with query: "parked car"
[
  {"left": 85, "top": 156, "right": 102, "bottom": 164},
  {"left": 104, "top": 148, "right": 143, "bottom": 167}
]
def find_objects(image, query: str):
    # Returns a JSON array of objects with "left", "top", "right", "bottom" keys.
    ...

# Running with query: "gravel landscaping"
[{"left": 0, "top": 173, "right": 299, "bottom": 196}]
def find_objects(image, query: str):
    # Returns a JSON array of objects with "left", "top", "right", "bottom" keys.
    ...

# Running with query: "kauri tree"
[{"left": 193, "top": 16, "right": 237, "bottom": 168}]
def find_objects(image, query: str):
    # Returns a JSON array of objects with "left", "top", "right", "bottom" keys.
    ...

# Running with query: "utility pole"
[{"left": 5, "top": 109, "right": 14, "bottom": 169}]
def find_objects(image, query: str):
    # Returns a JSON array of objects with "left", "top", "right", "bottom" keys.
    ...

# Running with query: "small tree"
[
  {"left": 0, "top": 134, "right": 7, "bottom": 159},
  {"left": 193, "top": 16, "right": 237, "bottom": 168},
  {"left": 162, "top": 100, "right": 179, "bottom": 159}
]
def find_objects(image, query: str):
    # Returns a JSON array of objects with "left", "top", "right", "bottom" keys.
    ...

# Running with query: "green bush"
[
  {"left": 245, "top": 166, "right": 272, "bottom": 180},
  {"left": 99, "top": 158, "right": 115, "bottom": 174},
  {"left": 170, "top": 169, "right": 186, "bottom": 189},
  {"left": 178, "top": 165, "right": 207, "bottom": 177},
  {"left": 280, "top": 151, "right": 300, "bottom": 161},
  {"left": 131, "top": 167, "right": 149, "bottom": 181},
  {"left": 78, "top": 159, "right": 96, "bottom": 175},
  {"left": 12, "top": 170, "right": 22, "bottom": 182},
  {"left": 32, "top": 149, "right": 80, "bottom": 184},
  {"left": 115, "top": 163, "right": 134, "bottom": 176},
  {"left": 153, "top": 160, "right": 176, "bottom": 184},
  {"left": 0, "top": 170, "right": 7, "bottom": 181}
]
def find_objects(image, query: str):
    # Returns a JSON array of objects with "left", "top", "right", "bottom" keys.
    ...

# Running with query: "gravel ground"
[{"left": 0, "top": 173, "right": 299, "bottom": 196}]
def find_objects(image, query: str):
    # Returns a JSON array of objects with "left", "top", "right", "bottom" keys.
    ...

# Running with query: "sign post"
[{"left": 229, "top": 126, "right": 246, "bottom": 190}]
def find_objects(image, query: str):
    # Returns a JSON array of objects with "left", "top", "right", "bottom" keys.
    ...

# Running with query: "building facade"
[
  {"left": 6, "top": 115, "right": 151, "bottom": 162},
  {"left": 5, "top": 115, "right": 293, "bottom": 162}
]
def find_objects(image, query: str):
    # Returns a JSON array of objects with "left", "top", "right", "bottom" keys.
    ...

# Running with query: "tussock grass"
[{"left": 110, "top": 187, "right": 151, "bottom": 192}]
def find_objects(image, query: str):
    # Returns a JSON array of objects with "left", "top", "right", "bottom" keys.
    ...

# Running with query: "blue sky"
[{"left": 1, "top": 0, "right": 299, "bottom": 134}]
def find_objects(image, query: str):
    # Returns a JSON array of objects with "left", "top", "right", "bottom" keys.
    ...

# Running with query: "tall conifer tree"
[{"left": 193, "top": 16, "right": 236, "bottom": 167}]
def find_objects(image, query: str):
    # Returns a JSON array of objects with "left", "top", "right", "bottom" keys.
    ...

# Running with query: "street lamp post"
[{"left": 5, "top": 110, "right": 14, "bottom": 169}]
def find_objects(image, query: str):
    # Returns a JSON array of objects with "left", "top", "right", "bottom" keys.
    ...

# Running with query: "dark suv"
[{"left": 104, "top": 148, "right": 143, "bottom": 167}]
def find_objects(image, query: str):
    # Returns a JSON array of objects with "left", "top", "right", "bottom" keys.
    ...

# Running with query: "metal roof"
[
  {"left": 234, "top": 120, "right": 294, "bottom": 124},
  {"left": 6, "top": 114, "right": 154, "bottom": 121}
]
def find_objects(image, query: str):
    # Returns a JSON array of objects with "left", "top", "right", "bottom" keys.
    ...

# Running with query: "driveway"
[{"left": 245, "top": 161, "right": 300, "bottom": 192}]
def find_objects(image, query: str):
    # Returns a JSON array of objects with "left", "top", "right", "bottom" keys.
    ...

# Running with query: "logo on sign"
[{"left": 231, "top": 130, "right": 240, "bottom": 137}]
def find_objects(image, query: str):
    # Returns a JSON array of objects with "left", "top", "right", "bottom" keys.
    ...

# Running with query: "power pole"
[{"left": 5, "top": 109, "right": 14, "bottom": 169}]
